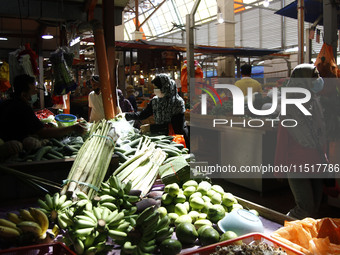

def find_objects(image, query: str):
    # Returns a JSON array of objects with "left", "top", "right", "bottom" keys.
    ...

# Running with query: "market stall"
[{"left": 1, "top": 115, "right": 338, "bottom": 255}]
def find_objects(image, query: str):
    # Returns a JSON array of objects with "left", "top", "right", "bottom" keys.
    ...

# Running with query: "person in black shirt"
[
  {"left": 124, "top": 73, "right": 189, "bottom": 149},
  {"left": 0, "top": 74, "right": 85, "bottom": 142}
]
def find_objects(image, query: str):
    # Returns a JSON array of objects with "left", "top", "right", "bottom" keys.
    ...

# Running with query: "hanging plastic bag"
[
  {"left": 272, "top": 217, "right": 340, "bottom": 255},
  {"left": 180, "top": 60, "right": 204, "bottom": 93},
  {"left": 50, "top": 47, "right": 77, "bottom": 95}
]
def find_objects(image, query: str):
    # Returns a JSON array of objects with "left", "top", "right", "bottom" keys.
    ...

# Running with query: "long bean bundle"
[{"left": 61, "top": 120, "right": 116, "bottom": 199}]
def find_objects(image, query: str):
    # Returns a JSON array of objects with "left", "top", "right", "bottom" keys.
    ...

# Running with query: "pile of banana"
[
  {"left": 0, "top": 208, "right": 49, "bottom": 244},
  {"left": 37, "top": 193, "right": 73, "bottom": 222},
  {"left": 52, "top": 176, "right": 141, "bottom": 255},
  {"left": 121, "top": 206, "right": 173, "bottom": 255}
]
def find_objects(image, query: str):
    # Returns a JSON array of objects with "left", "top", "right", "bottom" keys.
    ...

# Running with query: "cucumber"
[
  {"left": 126, "top": 137, "right": 142, "bottom": 148},
  {"left": 173, "top": 143, "right": 185, "bottom": 150},
  {"left": 162, "top": 148, "right": 180, "bottom": 157},
  {"left": 114, "top": 147, "right": 126, "bottom": 153},
  {"left": 50, "top": 138, "right": 64, "bottom": 148},
  {"left": 123, "top": 148, "right": 137, "bottom": 157},
  {"left": 34, "top": 146, "right": 52, "bottom": 161},
  {"left": 160, "top": 139, "right": 171, "bottom": 144},
  {"left": 45, "top": 152, "right": 63, "bottom": 160},
  {"left": 115, "top": 151, "right": 129, "bottom": 162},
  {"left": 49, "top": 149, "right": 64, "bottom": 158}
]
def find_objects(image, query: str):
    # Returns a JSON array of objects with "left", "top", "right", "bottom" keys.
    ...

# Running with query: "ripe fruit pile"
[
  {"left": 160, "top": 179, "right": 259, "bottom": 247},
  {"left": 0, "top": 208, "right": 49, "bottom": 245}
]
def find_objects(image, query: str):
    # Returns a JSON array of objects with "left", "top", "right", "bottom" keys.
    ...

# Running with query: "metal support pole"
[
  {"left": 103, "top": 0, "right": 118, "bottom": 115},
  {"left": 305, "top": 28, "right": 312, "bottom": 63},
  {"left": 93, "top": 23, "right": 115, "bottom": 120},
  {"left": 297, "top": 0, "right": 304, "bottom": 64},
  {"left": 185, "top": 0, "right": 201, "bottom": 87}
]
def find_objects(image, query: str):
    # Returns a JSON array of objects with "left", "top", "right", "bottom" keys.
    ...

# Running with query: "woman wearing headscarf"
[
  {"left": 117, "top": 89, "right": 134, "bottom": 113},
  {"left": 124, "top": 73, "right": 189, "bottom": 149},
  {"left": 275, "top": 63, "right": 327, "bottom": 219}
]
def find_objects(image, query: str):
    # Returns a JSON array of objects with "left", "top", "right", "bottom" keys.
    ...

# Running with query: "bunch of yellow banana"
[
  {"left": 37, "top": 193, "right": 73, "bottom": 222},
  {"left": 122, "top": 206, "right": 173, "bottom": 255},
  {"left": 0, "top": 207, "right": 49, "bottom": 242}
]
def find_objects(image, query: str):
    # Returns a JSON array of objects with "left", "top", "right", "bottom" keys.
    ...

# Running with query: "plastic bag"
[
  {"left": 110, "top": 117, "right": 136, "bottom": 144},
  {"left": 272, "top": 217, "right": 340, "bottom": 255}
]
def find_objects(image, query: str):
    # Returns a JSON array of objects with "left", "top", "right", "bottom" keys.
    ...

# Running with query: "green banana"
[
  {"left": 100, "top": 194, "right": 116, "bottom": 203},
  {"left": 60, "top": 200, "right": 73, "bottom": 210},
  {"left": 76, "top": 191, "right": 89, "bottom": 200},
  {"left": 101, "top": 207, "right": 111, "bottom": 223},
  {"left": 84, "top": 233, "right": 96, "bottom": 248},
  {"left": 7, "top": 212, "right": 22, "bottom": 224},
  {"left": 57, "top": 194, "right": 67, "bottom": 208},
  {"left": 127, "top": 195, "right": 139, "bottom": 203},
  {"left": 45, "top": 193, "right": 53, "bottom": 209},
  {"left": 108, "top": 229, "right": 128, "bottom": 240},
  {"left": 83, "top": 211, "right": 97, "bottom": 223},
  {"left": 108, "top": 212, "right": 125, "bottom": 227},
  {"left": 141, "top": 211, "right": 159, "bottom": 231},
  {"left": 135, "top": 206, "right": 155, "bottom": 226},
  {"left": 76, "top": 219, "right": 97, "bottom": 228},
  {"left": 53, "top": 193, "right": 60, "bottom": 209},
  {"left": 123, "top": 180, "right": 132, "bottom": 194},
  {"left": 84, "top": 246, "right": 97, "bottom": 255},
  {"left": 100, "top": 202, "right": 117, "bottom": 211},
  {"left": 37, "top": 199, "right": 50, "bottom": 211},
  {"left": 105, "top": 210, "right": 118, "bottom": 225},
  {"left": 74, "top": 238, "right": 85, "bottom": 254},
  {"left": 76, "top": 199, "right": 88, "bottom": 208},
  {"left": 123, "top": 241, "right": 137, "bottom": 254},
  {"left": 75, "top": 227, "right": 94, "bottom": 237},
  {"left": 115, "top": 221, "right": 130, "bottom": 232},
  {"left": 85, "top": 201, "right": 93, "bottom": 211},
  {"left": 156, "top": 215, "right": 170, "bottom": 230},
  {"left": 93, "top": 207, "right": 103, "bottom": 220}
]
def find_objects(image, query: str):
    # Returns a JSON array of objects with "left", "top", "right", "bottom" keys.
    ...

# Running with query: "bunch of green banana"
[
  {"left": 0, "top": 207, "right": 49, "bottom": 243},
  {"left": 122, "top": 206, "right": 173, "bottom": 255},
  {"left": 37, "top": 192, "right": 73, "bottom": 221},
  {"left": 97, "top": 176, "right": 140, "bottom": 212},
  {"left": 63, "top": 203, "right": 132, "bottom": 255}
]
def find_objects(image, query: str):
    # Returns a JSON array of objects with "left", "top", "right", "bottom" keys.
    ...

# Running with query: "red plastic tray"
[
  {"left": 0, "top": 242, "right": 76, "bottom": 255},
  {"left": 180, "top": 232, "right": 304, "bottom": 255}
]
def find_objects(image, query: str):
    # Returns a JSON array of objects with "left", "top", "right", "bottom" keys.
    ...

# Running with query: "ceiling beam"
[{"left": 139, "top": 0, "right": 166, "bottom": 28}]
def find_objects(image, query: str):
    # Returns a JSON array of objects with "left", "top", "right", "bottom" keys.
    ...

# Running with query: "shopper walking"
[
  {"left": 126, "top": 85, "right": 138, "bottom": 112},
  {"left": 117, "top": 89, "right": 134, "bottom": 113},
  {"left": 274, "top": 64, "right": 327, "bottom": 219},
  {"left": 123, "top": 73, "right": 189, "bottom": 149},
  {"left": 235, "top": 64, "right": 263, "bottom": 96},
  {"left": 88, "top": 75, "right": 105, "bottom": 123}
]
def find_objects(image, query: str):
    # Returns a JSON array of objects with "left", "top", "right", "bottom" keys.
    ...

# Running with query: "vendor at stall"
[
  {"left": 0, "top": 74, "right": 85, "bottom": 142},
  {"left": 122, "top": 73, "right": 189, "bottom": 149}
]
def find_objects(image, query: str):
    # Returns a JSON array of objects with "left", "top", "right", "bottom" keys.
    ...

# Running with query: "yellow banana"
[
  {"left": 0, "top": 218, "right": 18, "bottom": 229},
  {"left": 17, "top": 221, "right": 42, "bottom": 237},
  {"left": 0, "top": 225, "right": 21, "bottom": 238},
  {"left": 19, "top": 209, "right": 36, "bottom": 222},
  {"left": 28, "top": 208, "right": 49, "bottom": 236},
  {"left": 7, "top": 212, "right": 22, "bottom": 224}
]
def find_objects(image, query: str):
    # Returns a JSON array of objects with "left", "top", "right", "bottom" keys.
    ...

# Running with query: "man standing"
[
  {"left": 88, "top": 75, "right": 105, "bottom": 122},
  {"left": 235, "top": 64, "right": 263, "bottom": 96}
]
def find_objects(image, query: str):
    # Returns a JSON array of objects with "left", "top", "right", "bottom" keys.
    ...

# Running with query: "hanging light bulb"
[
  {"left": 41, "top": 33, "right": 53, "bottom": 40},
  {"left": 217, "top": 7, "right": 224, "bottom": 24},
  {"left": 263, "top": 0, "right": 270, "bottom": 7}
]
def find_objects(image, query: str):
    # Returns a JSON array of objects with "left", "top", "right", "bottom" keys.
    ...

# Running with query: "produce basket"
[
  {"left": 0, "top": 242, "right": 76, "bottom": 255},
  {"left": 55, "top": 114, "right": 77, "bottom": 127},
  {"left": 180, "top": 233, "right": 304, "bottom": 255}
]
